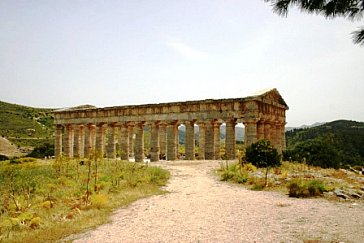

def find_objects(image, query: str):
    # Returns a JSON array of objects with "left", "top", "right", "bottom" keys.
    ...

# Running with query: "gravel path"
[{"left": 72, "top": 160, "right": 364, "bottom": 243}]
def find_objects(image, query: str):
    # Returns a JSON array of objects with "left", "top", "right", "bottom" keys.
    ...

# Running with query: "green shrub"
[
  {"left": 0, "top": 154, "right": 9, "bottom": 161},
  {"left": 245, "top": 140, "right": 281, "bottom": 168},
  {"left": 245, "top": 140, "right": 281, "bottom": 187},
  {"left": 219, "top": 163, "right": 248, "bottom": 184},
  {"left": 27, "top": 142, "right": 54, "bottom": 158},
  {"left": 251, "top": 183, "right": 264, "bottom": 191},
  {"left": 288, "top": 179, "right": 328, "bottom": 198}
]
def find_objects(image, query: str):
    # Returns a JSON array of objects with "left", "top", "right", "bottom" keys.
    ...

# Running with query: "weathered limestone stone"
[
  {"left": 96, "top": 123, "right": 106, "bottom": 158},
  {"left": 225, "top": 119, "right": 236, "bottom": 160},
  {"left": 107, "top": 123, "right": 116, "bottom": 159},
  {"left": 198, "top": 122, "right": 206, "bottom": 160},
  {"left": 159, "top": 123, "right": 167, "bottom": 159},
  {"left": 119, "top": 124, "right": 129, "bottom": 160},
  {"left": 244, "top": 119, "right": 258, "bottom": 147},
  {"left": 264, "top": 122, "right": 271, "bottom": 141},
  {"left": 213, "top": 122, "right": 221, "bottom": 160},
  {"left": 257, "top": 121, "right": 265, "bottom": 140},
  {"left": 53, "top": 88, "right": 289, "bottom": 159},
  {"left": 55, "top": 125, "right": 63, "bottom": 157},
  {"left": 73, "top": 125, "right": 84, "bottom": 158},
  {"left": 185, "top": 121, "right": 195, "bottom": 160},
  {"left": 64, "top": 124, "right": 74, "bottom": 158},
  {"left": 205, "top": 121, "right": 214, "bottom": 160},
  {"left": 84, "top": 124, "right": 96, "bottom": 158},
  {"left": 134, "top": 122, "right": 145, "bottom": 162},
  {"left": 167, "top": 121, "right": 178, "bottom": 161},
  {"left": 128, "top": 124, "right": 134, "bottom": 158},
  {"left": 150, "top": 122, "right": 160, "bottom": 162}
]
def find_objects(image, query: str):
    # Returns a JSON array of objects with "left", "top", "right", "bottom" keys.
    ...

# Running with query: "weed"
[
  {"left": 288, "top": 179, "right": 329, "bottom": 198},
  {"left": 0, "top": 158, "right": 170, "bottom": 242}
]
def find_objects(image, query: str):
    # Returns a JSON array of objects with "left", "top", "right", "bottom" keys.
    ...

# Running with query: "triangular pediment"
[{"left": 252, "top": 88, "right": 289, "bottom": 109}]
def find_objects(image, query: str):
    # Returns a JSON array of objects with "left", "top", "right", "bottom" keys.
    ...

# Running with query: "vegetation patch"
[
  {"left": 288, "top": 179, "right": 329, "bottom": 198},
  {"left": 0, "top": 157, "right": 170, "bottom": 242}
]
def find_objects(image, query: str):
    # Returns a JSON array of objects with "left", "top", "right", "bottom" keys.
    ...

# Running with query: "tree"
[
  {"left": 245, "top": 140, "right": 281, "bottom": 186},
  {"left": 287, "top": 138, "right": 341, "bottom": 168},
  {"left": 265, "top": 0, "right": 364, "bottom": 45}
]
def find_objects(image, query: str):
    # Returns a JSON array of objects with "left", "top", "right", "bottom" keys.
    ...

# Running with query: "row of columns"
[
  {"left": 55, "top": 118, "right": 285, "bottom": 161},
  {"left": 55, "top": 119, "right": 239, "bottom": 162}
]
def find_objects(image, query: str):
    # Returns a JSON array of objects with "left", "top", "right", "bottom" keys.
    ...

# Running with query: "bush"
[
  {"left": 288, "top": 179, "right": 328, "bottom": 198},
  {"left": 246, "top": 140, "right": 281, "bottom": 169},
  {"left": 27, "top": 142, "right": 54, "bottom": 158},
  {"left": 219, "top": 162, "right": 248, "bottom": 184},
  {"left": 0, "top": 154, "right": 9, "bottom": 161},
  {"left": 10, "top": 157, "right": 37, "bottom": 164},
  {"left": 245, "top": 140, "right": 281, "bottom": 187}
]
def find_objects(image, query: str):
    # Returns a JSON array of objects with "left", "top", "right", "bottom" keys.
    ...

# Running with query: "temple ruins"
[{"left": 53, "top": 88, "right": 288, "bottom": 162}]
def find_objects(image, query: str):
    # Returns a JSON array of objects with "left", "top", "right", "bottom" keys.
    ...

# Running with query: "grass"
[
  {"left": 0, "top": 157, "right": 170, "bottom": 242},
  {"left": 217, "top": 160, "right": 364, "bottom": 198}
]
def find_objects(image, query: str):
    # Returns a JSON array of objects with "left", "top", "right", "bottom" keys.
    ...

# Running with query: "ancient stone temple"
[{"left": 53, "top": 88, "right": 288, "bottom": 162}]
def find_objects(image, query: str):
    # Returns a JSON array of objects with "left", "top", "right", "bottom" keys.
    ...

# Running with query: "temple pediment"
[{"left": 250, "top": 88, "right": 289, "bottom": 109}]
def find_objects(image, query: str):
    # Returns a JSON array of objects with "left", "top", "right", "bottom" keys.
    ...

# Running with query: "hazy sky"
[{"left": 1, "top": 0, "right": 363, "bottom": 127}]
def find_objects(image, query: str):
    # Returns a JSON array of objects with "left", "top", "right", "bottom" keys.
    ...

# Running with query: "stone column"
[
  {"left": 198, "top": 122, "right": 205, "bottom": 160},
  {"left": 281, "top": 123, "right": 286, "bottom": 151},
  {"left": 73, "top": 125, "right": 84, "bottom": 158},
  {"left": 166, "top": 121, "right": 178, "bottom": 161},
  {"left": 84, "top": 124, "right": 96, "bottom": 158},
  {"left": 264, "top": 122, "right": 271, "bottom": 141},
  {"left": 159, "top": 123, "right": 167, "bottom": 159},
  {"left": 270, "top": 122, "right": 278, "bottom": 148},
  {"left": 185, "top": 121, "right": 195, "bottom": 160},
  {"left": 205, "top": 121, "right": 214, "bottom": 160},
  {"left": 213, "top": 122, "right": 221, "bottom": 160},
  {"left": 134, "top": 122, "right": 145, "bottom": 162},
  {"left": 55, "top": 125, "right": 63, "bottom": 158},
  {"left": 276, "top": 123, "right": 286, "bottom": 153},
  {"left": 225, "top": 119, "right": 236, "bottom": 160},
  {"left": 64, "top": 124, "right": 74, "bottom": 158},
  {"left": 107, "top": 123, "right": 116, "bottom": 159},
  {"left": 79, "top": 125, "right": 84, "bottom": 158},
  {"left": 244, "top": 119, "right": 258, "bottom": 147},
  {"left": 257, "top": 120, "right": 265, "bottom": 140},
  {"left": 96, "top": 123, "right": 106, "bottom": 158},
  {"left": 150, "top": 122, "right": 160, "bottom": 162},
  {"left": 128, "top": 124, "right": 134, "bottom": 158},
  {"left": 119, "top": 124, "right": 129, "bottom": 160}
]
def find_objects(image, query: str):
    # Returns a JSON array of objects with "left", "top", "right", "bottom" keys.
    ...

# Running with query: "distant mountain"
[
  {"left": 285, "top": 122, "right": 325, "bottom": 132},
  {"left": 285, "top": 120, "right": 364, "bottom": 166},
  {"left": 0, "top": 100, "right": 54, "bottom": 149}
]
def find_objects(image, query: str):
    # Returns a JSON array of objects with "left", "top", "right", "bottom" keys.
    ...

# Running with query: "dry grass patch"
[{"left": 0, "top": 158, "right": 170, "bottom": 242}]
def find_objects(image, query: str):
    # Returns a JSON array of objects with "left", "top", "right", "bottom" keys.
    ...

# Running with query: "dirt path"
[{"left": 72, "top": 160, "right": 364, "bottom": 243}]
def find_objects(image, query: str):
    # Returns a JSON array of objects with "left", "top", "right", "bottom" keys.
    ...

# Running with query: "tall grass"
[{"left": 0, "top": 157, "right": 170, "bottom": 242}]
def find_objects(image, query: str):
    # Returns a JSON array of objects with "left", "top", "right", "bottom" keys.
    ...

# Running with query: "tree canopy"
[{"left": 265, "top": 0, "right": 364, "bottom": 45}]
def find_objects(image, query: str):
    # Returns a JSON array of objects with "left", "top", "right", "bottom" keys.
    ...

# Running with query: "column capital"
[
  {"left": 225, "top": 118, "right": 237, "bottom": 125},
  {"left": 243, "top": 118, "right": 259, "bottom": 125}
]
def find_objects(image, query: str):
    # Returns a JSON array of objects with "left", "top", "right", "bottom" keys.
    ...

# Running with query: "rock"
[
  {"left": 350, "top": 191, "right": 362, "bottom": 199},
  {"left": 334, "top": 189, "right": 350, "bottom": 200}
]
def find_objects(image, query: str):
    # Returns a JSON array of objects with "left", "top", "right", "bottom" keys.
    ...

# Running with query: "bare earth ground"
[
  {"left": 71, "top": 160, "right": 364, "bottom": 243},
  {"left": 0, "top": 137, "right": 24, "bottom": 157}
]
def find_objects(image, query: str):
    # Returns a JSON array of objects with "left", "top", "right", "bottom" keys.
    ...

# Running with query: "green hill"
[
  {"left": 0, "top": 101, "right": 55, "bottom": 148},
  {"left": 285, "top": 120, "right": 364, "bottom": 167}
]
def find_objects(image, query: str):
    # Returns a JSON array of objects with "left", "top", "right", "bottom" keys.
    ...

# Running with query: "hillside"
[
  {"left": 285, "top": 120, "right": 364, "bottom": 166},
  {"left": 0, "top": 101, "right": 55, "bottom": 149}
]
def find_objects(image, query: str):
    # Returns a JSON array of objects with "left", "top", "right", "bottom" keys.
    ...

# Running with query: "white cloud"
[{"left": 166, "top": 41, "right": 209, "bottom": 60}]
